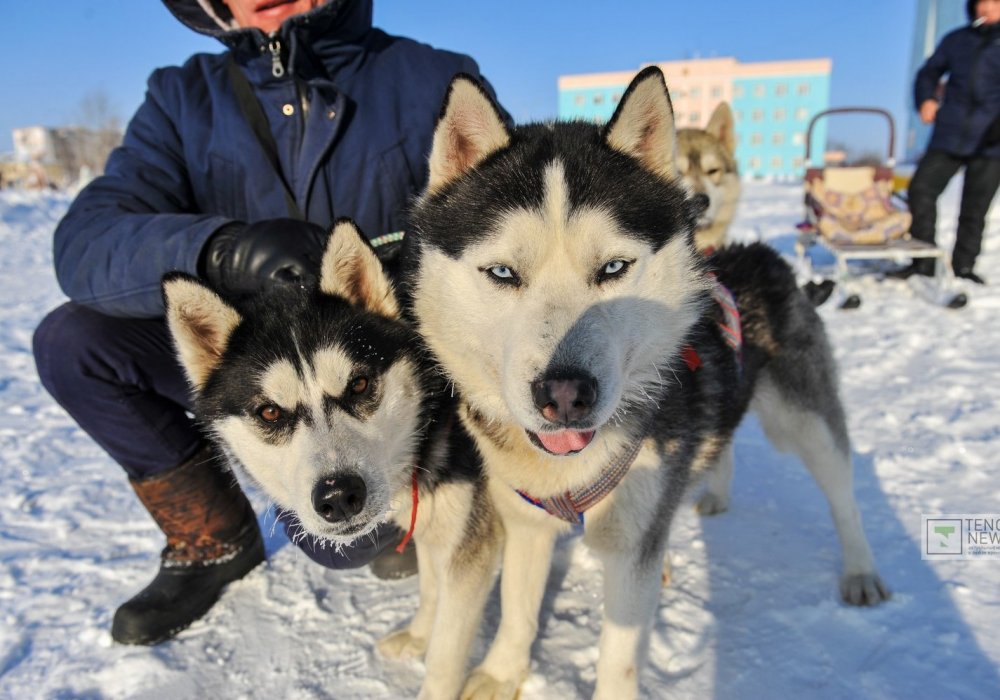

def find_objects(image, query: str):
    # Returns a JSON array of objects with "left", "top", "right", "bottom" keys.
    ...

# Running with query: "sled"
[{"left": 795, "top": 108, "right": 967, "bottom": 309}]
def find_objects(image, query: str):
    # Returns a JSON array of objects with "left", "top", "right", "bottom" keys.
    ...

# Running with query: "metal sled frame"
[{"left": 795, "top": 108, "right": 956, "bottom": 307}]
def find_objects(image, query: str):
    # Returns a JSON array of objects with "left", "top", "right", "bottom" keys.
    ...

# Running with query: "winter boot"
[
  {"left": 954, "top": 267, "right": 986, "bottom": 285},
  {"left": 111, "top": 444, "right": 265, "bottom": 645},
  {"left": 886, "top": 258, "right": 935, "bottom": 280},
  {"left": 369, "top": 534, "right": 418, "bottom": 580}
]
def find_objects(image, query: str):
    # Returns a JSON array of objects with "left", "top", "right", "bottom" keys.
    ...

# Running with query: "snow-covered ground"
[{"left": 1, "top": 181, "right": 998, "bottom": 699}]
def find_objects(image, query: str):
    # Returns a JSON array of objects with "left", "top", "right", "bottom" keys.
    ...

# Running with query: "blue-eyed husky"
[
  {"left": 162, "top": 221, "right": 500, "bottom": 699},
  {"left": 405, "top": 67, "right": 890, "bottom": 699}
]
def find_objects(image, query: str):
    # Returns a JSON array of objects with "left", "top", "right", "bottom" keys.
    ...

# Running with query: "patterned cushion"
[
  {"left": 807, "top": 177, "right": 911, "bottom": 244},
  {"left": 816, "top": 209, "right": 911, "bottom": 245}
]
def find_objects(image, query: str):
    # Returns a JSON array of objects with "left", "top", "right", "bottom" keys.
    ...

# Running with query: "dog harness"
[
  {"left": 683, "top": 275, "right": 742, "bottom": 370},
  {"left": 516, "top": 276, "right": 742, "bottom": 526}
]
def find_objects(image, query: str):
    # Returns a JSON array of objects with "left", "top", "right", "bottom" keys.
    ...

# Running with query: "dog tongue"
[{"left": 536, "top": 429, "right": 595, "bottom": 455}]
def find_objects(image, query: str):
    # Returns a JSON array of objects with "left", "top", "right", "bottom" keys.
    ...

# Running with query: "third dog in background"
[{"left": 677, "top": 101, "right": 741, "bottom": 253}]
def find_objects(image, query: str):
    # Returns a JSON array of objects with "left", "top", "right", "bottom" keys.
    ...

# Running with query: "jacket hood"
[{"left": 161, "top": 0, "right": 370, "bottom": 48}]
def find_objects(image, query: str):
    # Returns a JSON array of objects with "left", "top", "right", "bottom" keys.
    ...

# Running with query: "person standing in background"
[{"left": 893, "top": 0, "right": 1000, "bottom": 284}]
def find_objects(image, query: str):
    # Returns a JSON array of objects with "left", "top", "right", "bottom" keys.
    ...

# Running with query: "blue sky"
[{"left": 3, "top": 0, "right": 933, "bottom": 160}]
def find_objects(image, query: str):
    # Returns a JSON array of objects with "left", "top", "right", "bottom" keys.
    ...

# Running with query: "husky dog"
[
  {"left": 677, "top": 101, "right": 741, "bottom": 253},
  {"left": 406, "top": 67, "right": 889, "bottom": 699},
  {"left": 162, "top": 221, "right": 500, "bottom": 699}
]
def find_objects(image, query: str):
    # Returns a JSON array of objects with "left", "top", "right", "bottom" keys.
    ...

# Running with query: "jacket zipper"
[{"left": 268, "top": 39, "right": 285, "bottom": 78}]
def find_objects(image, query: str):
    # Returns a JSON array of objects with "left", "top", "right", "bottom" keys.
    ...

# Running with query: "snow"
[{"left": 2, "top": 181, "right": 999, "bottom": 699}]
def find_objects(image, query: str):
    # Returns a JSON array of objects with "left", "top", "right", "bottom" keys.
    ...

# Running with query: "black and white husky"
[
  {"left": 162, "top": 221, "right": 500, "bottom": 699},
  {"left": 404, "top": 67, "right": 890, "bottom": 699}
]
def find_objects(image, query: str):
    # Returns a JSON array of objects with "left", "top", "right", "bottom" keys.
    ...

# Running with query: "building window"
[
  {"left": 734, "top": 109, "right": 743, "bottom": 122},
  {"left": 751, "top": 132, "right": 763, "bottom": 145},
  {"left": 772, "top": 133, "right": 784, "bottom": 145},
  {"left": 792, "top": 156, "right": 804, "bottom": 168},
  {"left": 711, "top": 85, "right": 722, "bottom": 98},
  {"left": 749, "top": 156, "right": 762, "bottom": 170},
  {"left": 775, "top": 83, "right": 788, "bottom": 96},
  {"left": 674, "top": 88, "right": 686, "bottom": 99},
  {"left": 593, "top": 93, "right": 605, "bottom": 105},
  {"left": 753, "top": 84, "right": 766, "bottom": 98},
  {"left": 797, "top": 83, "right": 810, "bottom": 96},
  {"left": 774, "top": 108, "right": 786, "bottom": 122},
  {"left": 772, "top": 156, "right": 783, "bottom": 168},
  {"left": 689, "top": 112, "right": 700, "bottom": 124},
  {"left": 752, "top": 109, "right": 764, "bottom": 122},
  {"left": 795, "top": 107, "right": 809, "bottom": 121},
  {"left": 611, "top": 92, "right": 621, "bottom": 104},
  {"left": 792, "top": 132, "right": 805, "bottom": 146},
  {"left": 733, "top": 85, "right": 745, "bottom": 98},
  {"left": 690, "top": 87, "right": 701, "bottom": 98},
  {"left": 574, "top": 94, "right": 585, "bottom": 106}
]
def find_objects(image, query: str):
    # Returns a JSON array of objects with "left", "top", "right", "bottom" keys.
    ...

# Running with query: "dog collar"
[
  {"left": 516, "top": 438, "right": 644, "bottom": 526},
  {"left": 395, "top": 469, "right": 419, "bottom": 553}
]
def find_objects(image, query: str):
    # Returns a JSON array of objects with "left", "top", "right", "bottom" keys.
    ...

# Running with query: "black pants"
[
  {"left": 908, "top": 149, "right": 1000, "bottom": 272},
  {"left": 33, "top": 302, "right": 202, "bottom": 479}
]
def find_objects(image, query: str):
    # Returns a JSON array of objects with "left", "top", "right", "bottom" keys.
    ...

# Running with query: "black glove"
[{"left": 199, "top": 218, "right": 328, "bottom": 296}]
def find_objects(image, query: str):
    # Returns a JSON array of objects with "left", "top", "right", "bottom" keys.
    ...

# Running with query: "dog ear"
[
  {"left": 427, "top": 74, "right": 511, "bottom": 194},
  {"left": 162, "top": 273, "right": 243, "bottom": 391},
  {"left": 604, "top": 66, "right": 678, "bottom": 180},
  {"left": 705, "top": 102, "right": 736, "bottom": 156},
  {"left": 319, "top": 219, "right": 401, "bottom": 319}
]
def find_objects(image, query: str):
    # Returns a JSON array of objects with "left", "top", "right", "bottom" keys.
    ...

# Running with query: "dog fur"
[
  {"left": 163, "top": 221, "right": 501, "bottom": 699},
  {"left": 404, "top": 67, "right": 889, "bottom": 699},
  {"left": 677, "top": 101, "right": 741, "bottom": 253}
]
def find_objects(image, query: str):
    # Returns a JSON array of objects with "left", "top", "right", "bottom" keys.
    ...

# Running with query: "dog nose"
[
  {"left": 691, "top": 193, "right": 710, "bottom": 217},
  {"left": 531, "top": 373, "right": 598, "bottom": 425},
  {"left": 312, "top": 474, "right": 367, "bottom": 523}
]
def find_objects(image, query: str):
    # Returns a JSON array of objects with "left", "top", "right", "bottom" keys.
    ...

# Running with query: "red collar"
[{"left": 394, "top": 470, "right": 419, "bottom": 553}]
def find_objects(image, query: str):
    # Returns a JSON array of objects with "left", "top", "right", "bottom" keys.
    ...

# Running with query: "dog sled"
[{"left": 795, "top": 108, "right": 967, "bottom": 309}]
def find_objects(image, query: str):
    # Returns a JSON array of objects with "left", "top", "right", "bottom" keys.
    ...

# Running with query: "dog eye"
[
  {"left": 706, "top": 168, "right": 721, "bottom": 177},
  {"left": 598, "top": 259, "right": 631, "bottom": 282},
  {"left": 482, "top": 264, "right": 521, "bottom": 287},
  {"left": 349, "top": 376, "right": 369, "bottom": 395},
  {"left": 604, "top": 260, "right": 626, "bottom": 275},
  {"left": 257, "top": 404, "right": 283, "bottom": 423}
]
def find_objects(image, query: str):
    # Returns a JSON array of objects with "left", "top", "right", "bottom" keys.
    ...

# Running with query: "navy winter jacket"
[
  {"left": 54, "top": 0, "right": 498, "bottom": 317},
  {"left": 914, "top": 20, "right": 1000, "bottom": 160}
]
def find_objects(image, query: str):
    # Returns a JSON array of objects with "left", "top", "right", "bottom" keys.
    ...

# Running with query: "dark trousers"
[
  {"left": 908, "top": 149, "right": 1000, "bottom": 272},
  {"left": 33, "top": 302, "right": 203, "bottom": 479}
]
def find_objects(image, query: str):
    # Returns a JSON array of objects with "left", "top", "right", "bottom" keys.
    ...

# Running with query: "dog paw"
[
  {"left": 460, "top": 670, "right": 521, "bottom": 700},
  {"left": 695, "top": 492, "right": 729, "bottom": 516},
  {"left": 840, "top": 573, "right": 891, "bottom": 607},
  {"left": 377, "top": 629, "right": 427, "bottom": 660}
]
